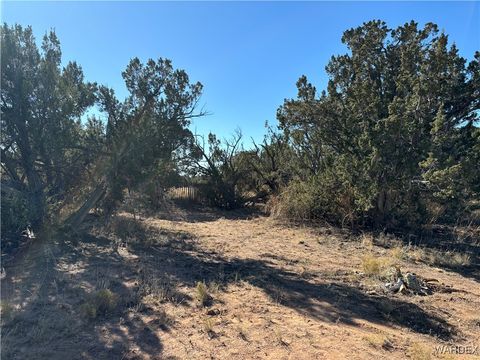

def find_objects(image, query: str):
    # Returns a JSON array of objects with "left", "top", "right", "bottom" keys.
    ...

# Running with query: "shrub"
[{"left": 81, "top": 289, "right": 117, "bottom": 319}]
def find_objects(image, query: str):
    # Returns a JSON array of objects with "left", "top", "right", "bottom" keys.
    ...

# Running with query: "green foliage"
[
  {"left": 80, "top": 289, "right": 117, "bottom": 319},
  {"left": 188, "top": 130, "right": 245, "bottom": 208},
  {"left": 1, "top": 23, "right": 205, "bottom": 233},
  {"left": 1, "top": 23, "right": 97, "bottom": 236},
  {"left": 273, "top": 20, "right": 479, "bottom": 229},
  {"left": 71, "top": 57, "right": 204, "bottom": 222}
]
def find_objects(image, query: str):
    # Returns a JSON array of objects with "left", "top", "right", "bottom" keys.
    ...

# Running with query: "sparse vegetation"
[{"left": 1, "top": 10, "right": 478, "bottom": 360}]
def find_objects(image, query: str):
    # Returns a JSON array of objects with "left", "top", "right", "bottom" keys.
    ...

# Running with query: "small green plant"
[
  {"left": 81, "top": 289, "right": 117, "bottom": 319},
  {"left": 94, "top": 289, "right": 117, "bottom": 313},
  {"left": 80, "top": 302, "right": 98, "bottom": 319},
  {"left": 195, "top": 281, "right": 211, "bottom": 307}
]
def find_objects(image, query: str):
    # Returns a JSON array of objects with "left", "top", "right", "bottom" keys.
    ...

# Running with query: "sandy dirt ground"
[{"left": 1, "top": 206, "right": 479, "bottom": 359}]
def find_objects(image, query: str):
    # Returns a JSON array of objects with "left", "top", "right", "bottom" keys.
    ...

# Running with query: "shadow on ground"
[{"left": 1, "top": 211, "right": 458, "bottom": 359}]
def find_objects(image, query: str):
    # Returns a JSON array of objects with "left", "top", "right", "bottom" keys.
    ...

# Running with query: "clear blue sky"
[{"left": 2, "top": 1, "right": 479, "bottom": 146}]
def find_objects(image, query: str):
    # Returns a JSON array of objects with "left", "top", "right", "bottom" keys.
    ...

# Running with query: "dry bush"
[{"left": 266, "top": 183, "right": 317, "bottom": 221}]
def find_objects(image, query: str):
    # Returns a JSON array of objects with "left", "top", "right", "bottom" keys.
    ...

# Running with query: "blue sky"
[{"left": 2, "top": 1, "right": 479, "bottom": 146}]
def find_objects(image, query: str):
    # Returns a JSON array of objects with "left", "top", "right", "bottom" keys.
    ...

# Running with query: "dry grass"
[
  {"left": 395, "top": 245, "right": 471, "bottom": 268},
  {"left": 195, "top": 281, "right": 211, "bottom": 307},
  {"left": 202, "top": 317, "right": 215, "bottom": 337},
  {"left": 407, "top": 342, "right": 432, "bottom": 360},
  {"left": 360, "top": 231, "right": 472, "bottom": 270},
  {"left": 390, "top": 245, "right": 410, "bottom": 261},
  {"left": 360, "top": 233, "right": 374, "bottom": 249},
  {"left": 361, "top": 254, "right": 393, "bottom": 278},
  {"left": 2, "top": 207, "right": 479, "bottom": 359},
  {"left": 363, "top": 333, "right": 393, "bottom": 350},
  {"left": 425, "top": 250, "right": 471, "bottom": 267}
]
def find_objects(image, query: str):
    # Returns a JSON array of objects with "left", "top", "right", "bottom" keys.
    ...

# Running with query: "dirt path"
[{"left": 1, "top": 207, "right": 479, "bottom": 359}]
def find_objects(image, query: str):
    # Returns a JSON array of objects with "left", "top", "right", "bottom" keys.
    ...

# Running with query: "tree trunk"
[{"left": 66, "top": 182, "right": 107, "bottom": 228}]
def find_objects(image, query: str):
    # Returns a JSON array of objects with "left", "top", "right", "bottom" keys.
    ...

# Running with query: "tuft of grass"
[
  {"left": 444, "top": 251, "right": 471, "bottom": 267},
  {"left": 195, "top": 281, "right": 211, "bottom": 307},
  {"left": 80, "top": 302, "right": 98, "bottom": 319},
  {"left": 202, "top": 317, "right": 215, "bottom": 338},
  {"left": 407, "top": 342, "right": 432, "bottom": 360},
  {"left": 415, "top": 248, "right": 471, "bottom": 268},
  {"left": 81, "top": 289, "right": 117, "bottom": 319},
  {"left": 208, "top": 281, "right": 221, "bottom": 294},
  {"left": 390, "top": 245, "right": 410, "bottom": 261},
  {"left": 409, "top": 247, "right": 426, "bottom": 262},
  {"left": 361, "top": 255, "right": 392, "bottom": 278}
]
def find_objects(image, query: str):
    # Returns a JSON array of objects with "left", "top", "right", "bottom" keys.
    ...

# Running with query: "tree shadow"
[
  {"left": 1, "top": 217, "right": 458, "bottom": 359},
  {"left": 1, "top": 233, "right": 166, "bottom": 360},
  {"left": 124, "top": 224, "right": 457, "bottom": 341},
  {"left": 153, "top": 202, "right": 263, "bottom": 223}
]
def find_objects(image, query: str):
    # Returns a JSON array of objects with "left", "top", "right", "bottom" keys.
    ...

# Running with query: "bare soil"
[{"left": 1, "top": 206, "right": 479, "bottom": 359}]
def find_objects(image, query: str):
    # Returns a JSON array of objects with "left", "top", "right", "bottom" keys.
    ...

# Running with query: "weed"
[
  {"left": 80, "top": 302, "right": 98, "bottom": 319},
  {"left": 390, "top": 246, "right": 409, "bottom": 261},
  {"left": 208, "top": 281, "right": 221, "bottom": 294}
]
